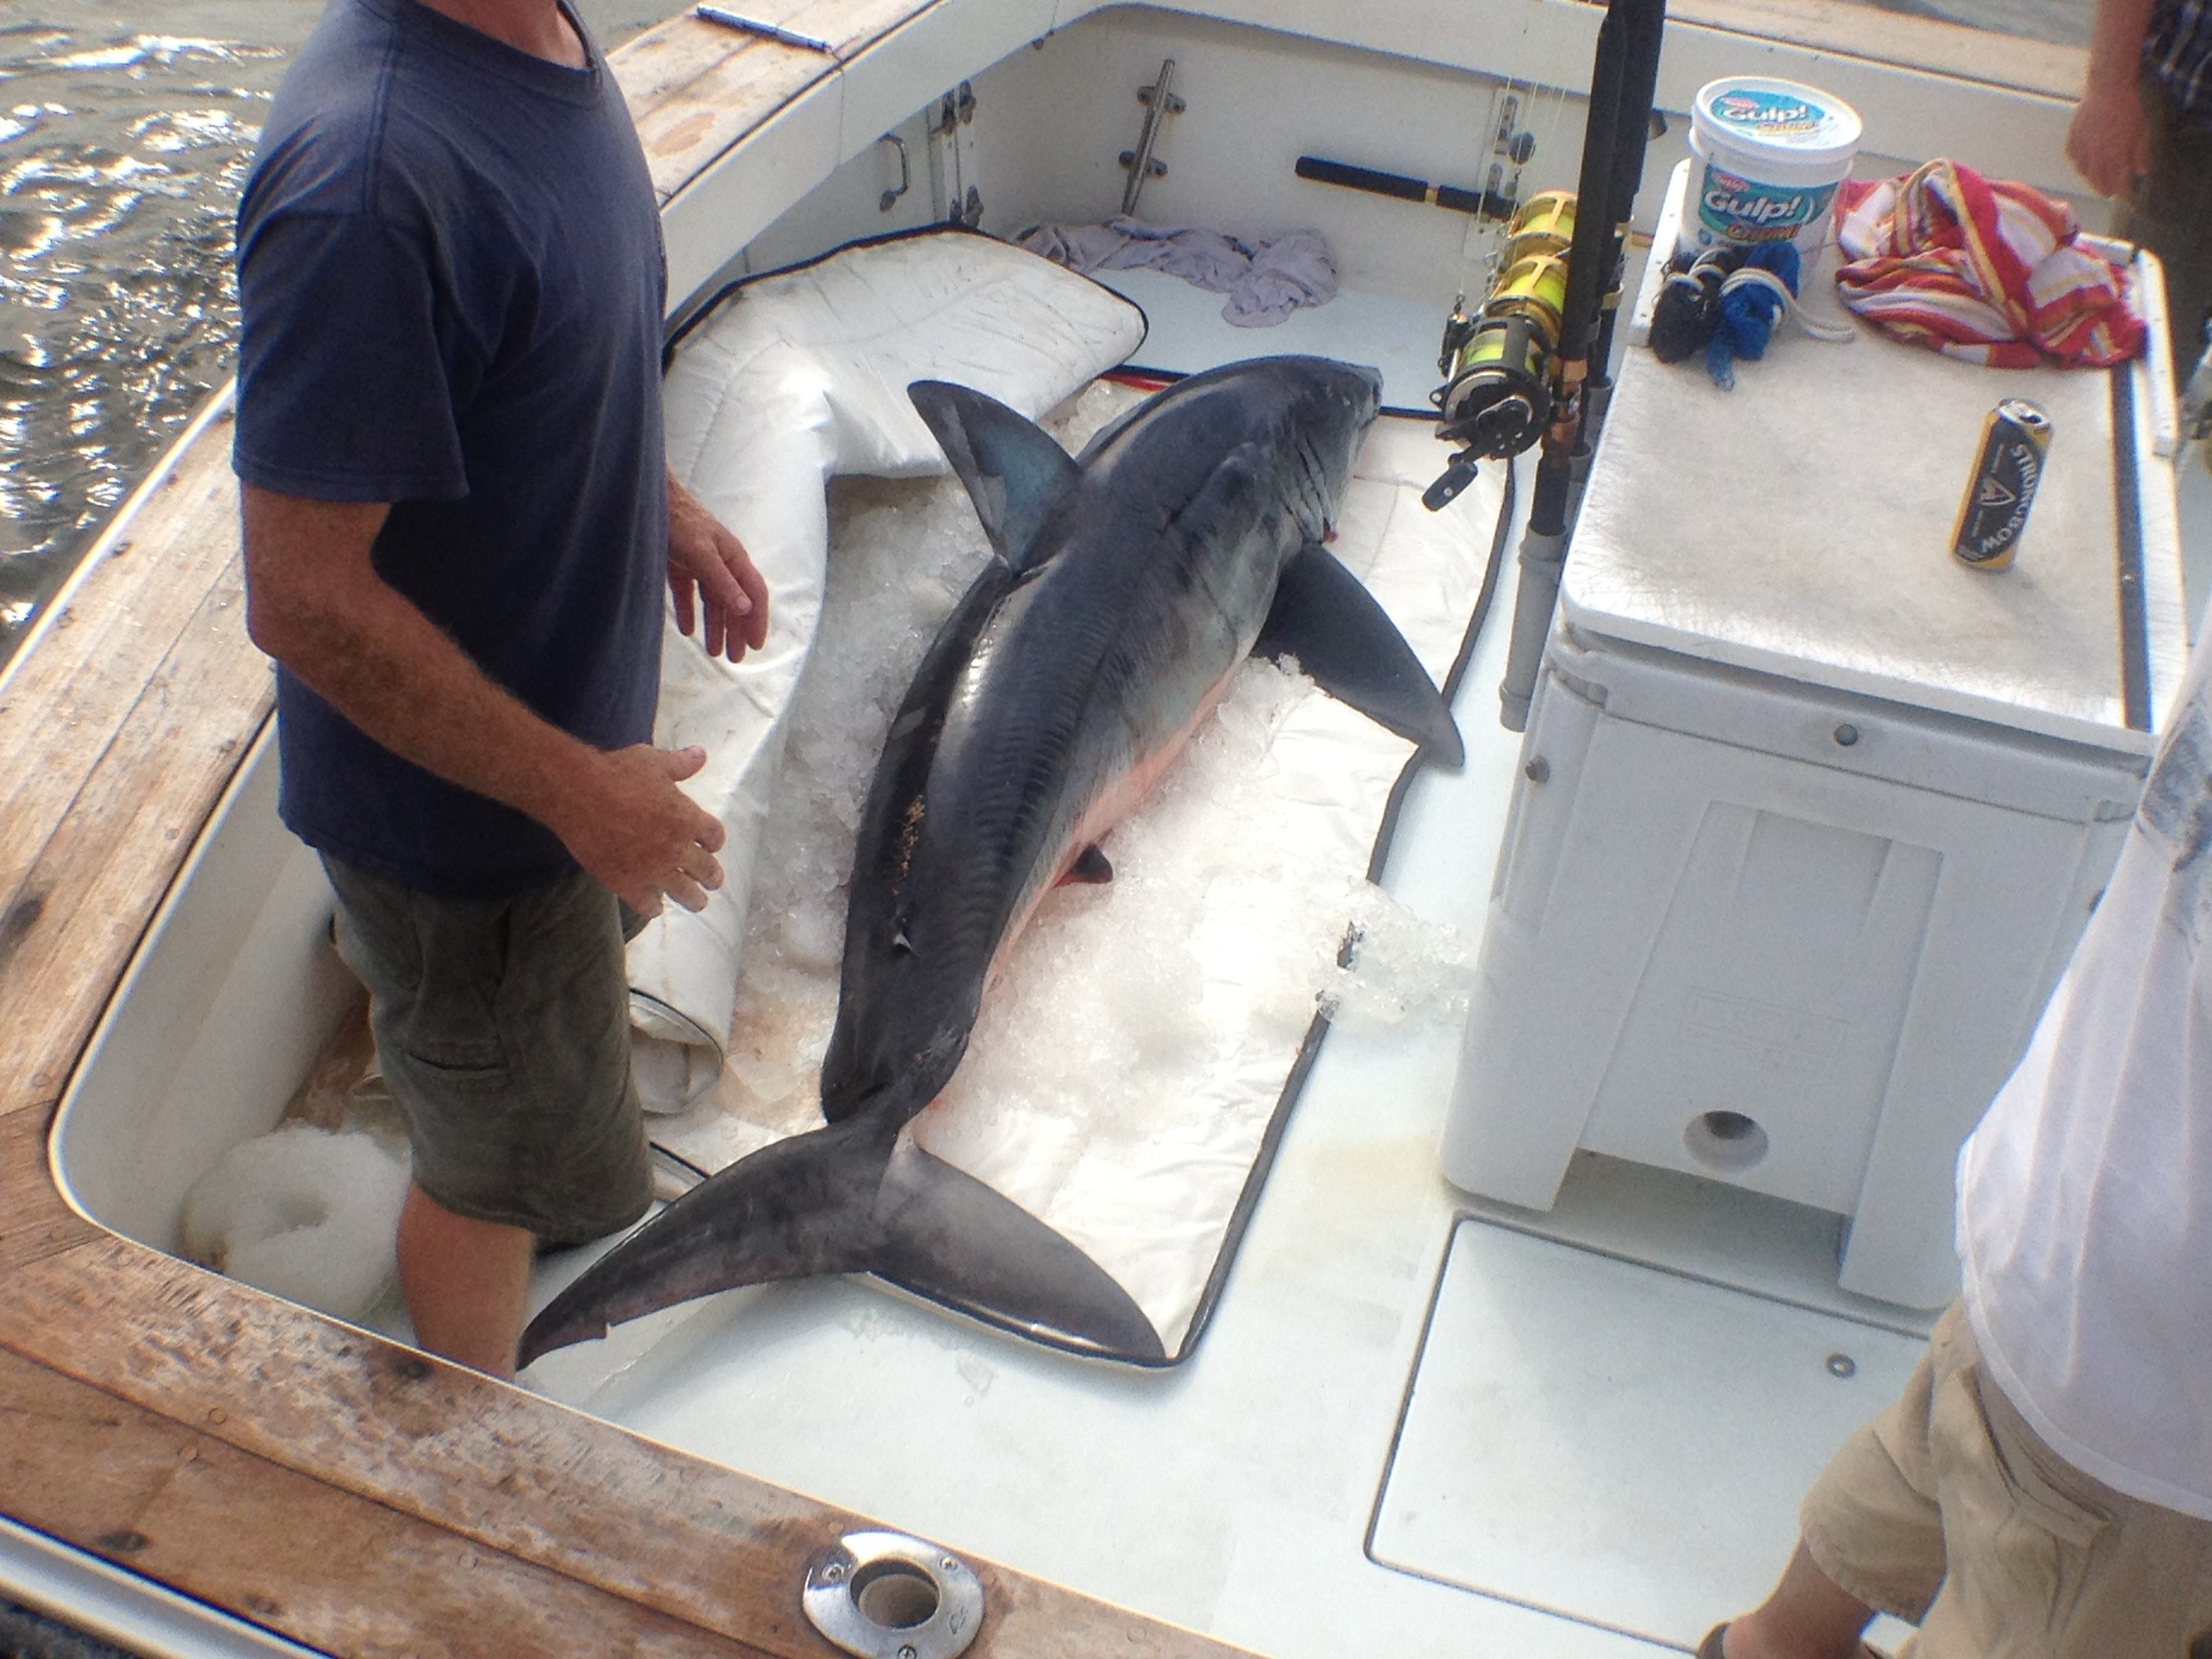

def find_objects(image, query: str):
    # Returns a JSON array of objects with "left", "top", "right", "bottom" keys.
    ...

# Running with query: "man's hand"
[
  {"left": 545, "top": 742, "right": 727, "bottom": 917},
  {"left": 2066, "top": 0, "right": 2157, "bottom": 199},
  {"left": 667, "top": 471, "right": 769, "bottom": 662},
  {"left": 2067, "top": 76, "right": 2151, "bottom": 198},
  {"left": 243, "top": 485, "right": 727, "bottom": 917}
]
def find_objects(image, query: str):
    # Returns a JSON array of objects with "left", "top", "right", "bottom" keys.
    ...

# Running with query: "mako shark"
[{"left": 519, "top": 356, "right": 1462, "bottom": 1368}]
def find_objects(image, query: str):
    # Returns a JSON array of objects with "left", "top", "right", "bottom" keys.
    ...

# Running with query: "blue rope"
[{"left": 1705, "top": 242, "right": 1800, "bottom": 389}]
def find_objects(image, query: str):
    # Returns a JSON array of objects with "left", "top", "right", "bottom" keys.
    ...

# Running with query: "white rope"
[{"left": 1720, "top": 264, "right": 1857, "bottom": 343}]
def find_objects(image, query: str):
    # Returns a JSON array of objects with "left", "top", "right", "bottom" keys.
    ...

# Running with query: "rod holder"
[{"left": 803, "top": 1531, "right": 985, "bottom": 1659}]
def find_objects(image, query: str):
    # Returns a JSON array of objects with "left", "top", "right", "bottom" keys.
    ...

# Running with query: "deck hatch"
[{"left": 1367, "top": 1215, "right": 1924, "bottom": 1649}]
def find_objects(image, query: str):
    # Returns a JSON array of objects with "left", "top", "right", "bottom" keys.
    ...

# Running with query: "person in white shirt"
[{"left": 1701, "top": 635, "right": 2212, "bottom": 1656}]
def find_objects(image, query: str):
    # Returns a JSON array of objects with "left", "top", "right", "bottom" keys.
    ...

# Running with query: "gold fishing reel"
[{"left": 1429, "top": 193, "right": 1576, "bottom": 497}]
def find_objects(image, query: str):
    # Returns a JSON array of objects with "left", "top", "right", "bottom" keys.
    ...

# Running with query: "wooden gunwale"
[
  {"left": 0, "top": 3, "right": 1250, "bottom": 1652},
  {"left": 0, "top": 0, "right": 2083, "bottom": 1650}
]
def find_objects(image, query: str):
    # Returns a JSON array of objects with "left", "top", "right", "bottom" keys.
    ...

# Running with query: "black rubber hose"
[{"left": 1294, "top": 155, "right": 1517, "bottom": 221}]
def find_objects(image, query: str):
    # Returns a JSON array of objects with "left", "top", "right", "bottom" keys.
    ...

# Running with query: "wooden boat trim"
[{"left": 0, "top": 0, "right": 2082, "bottom": 1650}]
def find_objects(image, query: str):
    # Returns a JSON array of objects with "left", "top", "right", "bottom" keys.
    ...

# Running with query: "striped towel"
[{"left": 1834, "top": 159, "right": 2144, "bottom": 368}]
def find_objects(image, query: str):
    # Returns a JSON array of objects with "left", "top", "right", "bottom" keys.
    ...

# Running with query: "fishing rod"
[
  {"left": 1421, "top": 0, "right": 1645, "bottom": 506},
  {"left": 1491, "top": 0, "right": 1666, "bottom": 732},
  {"left": 1574, "top": 0, "right": 1670, "bottom": 485}
]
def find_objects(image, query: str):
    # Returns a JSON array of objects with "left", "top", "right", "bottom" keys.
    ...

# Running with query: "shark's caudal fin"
[
  {"left": 872, "top": 1139, "right": 1165, "bottom": 1360},
  {"left": 518, "top": 1114, "right": 895, "bottom": 1367},
  {"left": 1257, "top": 542, "right": 1466, "bottom": 768},
  {"left": 517, "top": 1117, "right": 1163, "bottom": 1367},
  {"left": 908, "top": 380, "right": 1080, "bottom": 572}
]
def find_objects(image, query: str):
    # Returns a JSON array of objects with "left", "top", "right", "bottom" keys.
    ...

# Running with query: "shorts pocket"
[
  {"left": 399, "top": 892, "right": 513, "bottom": 1077},
  {"left": 1973, "top": 1370, "right": 2112, "bottom": 1547},
  {"left": 1931, "top": 1365, "right": 2110, "bottom": 1645}
]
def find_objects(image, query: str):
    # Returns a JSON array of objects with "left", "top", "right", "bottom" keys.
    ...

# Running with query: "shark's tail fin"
[
  {"left": 869, "top": 1138, "right": 1165, "bottom": 1360},
  {"left": 517, "top": 1119, "right": 1163, "bottom": 1368}
]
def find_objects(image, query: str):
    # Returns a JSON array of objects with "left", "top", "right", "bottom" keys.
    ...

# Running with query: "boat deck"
[
  {"left": 0, "top": 5, "right": 1270, "bottom": 1655},
  {"left": 0, "top": 0, "right": 2180, "bottom": 1654},
  {"left": 490, "top": 267, "right": 1945, "bottom": 1656}
]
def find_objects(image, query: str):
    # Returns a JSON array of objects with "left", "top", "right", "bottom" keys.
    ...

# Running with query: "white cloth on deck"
[{"left": 1018, "top": 216, "right": 1337, "bottom": 327}]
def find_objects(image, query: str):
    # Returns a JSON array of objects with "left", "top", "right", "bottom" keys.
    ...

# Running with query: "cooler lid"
[{"left": 1563, "top": 314, "right": 2184, "bottom": 756}]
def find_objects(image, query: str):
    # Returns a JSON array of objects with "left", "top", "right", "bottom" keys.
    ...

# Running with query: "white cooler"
[{"left": 1442, "top": 234, "right": 2189, "bottom": 1309}]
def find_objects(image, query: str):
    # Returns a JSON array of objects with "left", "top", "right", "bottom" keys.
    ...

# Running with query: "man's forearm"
[
  {"left": 2085, "top": 0, "right": 2156, "bottom": 89},
  {"left": 242, "top": 489, "right": 599, "bottom": 836}
]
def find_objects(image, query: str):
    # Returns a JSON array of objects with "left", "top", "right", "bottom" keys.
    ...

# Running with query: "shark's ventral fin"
[
  {"left": 1058, "top": 844, "right": 1112, "bottom": 887},
  {"left": 1258, "top": 542, "right": 1466, "bottom": 768},
  {"left": 910, "top": 380, "right": 1081, "bottom": 573}
]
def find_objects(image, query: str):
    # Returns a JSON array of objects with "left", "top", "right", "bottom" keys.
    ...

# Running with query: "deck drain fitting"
[
  {"left": 803, "top": 1530, "right": 984, "bottom": 1659},
  {"left": 1684, "top": 1108, "right": 1770, "bottom": 1173}
]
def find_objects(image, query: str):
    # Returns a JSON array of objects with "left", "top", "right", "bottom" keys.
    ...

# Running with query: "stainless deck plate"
[{"left": 803, "top": 1531, "right": 984, "bottom": 1659}]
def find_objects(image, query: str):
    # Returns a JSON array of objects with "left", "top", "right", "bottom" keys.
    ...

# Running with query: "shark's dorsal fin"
[
  {"left": 1258, "top": 542, "right": 1466, "bottom": 768},
  {"left": 910, "top": 380, "right": 1081, "bottom": 573}
]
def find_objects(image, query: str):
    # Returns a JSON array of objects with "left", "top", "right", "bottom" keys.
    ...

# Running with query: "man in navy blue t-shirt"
[{"left": 233, "top": 0, "right": 768, "bottom": 1378}]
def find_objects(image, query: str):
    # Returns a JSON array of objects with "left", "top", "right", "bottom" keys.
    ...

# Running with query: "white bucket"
[{"left": 1683, "top": 77, "right": 1862, "bottom": 259}]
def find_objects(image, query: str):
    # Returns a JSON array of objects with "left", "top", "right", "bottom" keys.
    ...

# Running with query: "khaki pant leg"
[
  {"left": 1904, "top": 1318, "right": 2212, "bottom": 1659},
  {"left": 1796, "top": 1308, "right": 1962, "bottom": 1622}
]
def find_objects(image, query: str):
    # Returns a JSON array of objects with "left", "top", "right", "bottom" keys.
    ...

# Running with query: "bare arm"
[
  {"left": 2067, "top": 0, "right": 2157, "bottom": 197},
  {"left": 241, "top": 484, "right": 724, "bottom": 915},
  {"left": 666, "top": 468, "right": 770, "bottom": 662}
]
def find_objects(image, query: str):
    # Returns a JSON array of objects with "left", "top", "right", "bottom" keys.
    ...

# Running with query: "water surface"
[
  {"left": 0, "top": 3, "right": 319, "bottom": 660},
  {"left": 0, "top": 0, "right": 677, "bottom": 667}
]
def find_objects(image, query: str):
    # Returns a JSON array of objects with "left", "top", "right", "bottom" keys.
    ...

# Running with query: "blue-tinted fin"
[
  {"left": 517, "top": 1113, "right": 1166, "bottom": 1367},
  {"left": 1059, "top": 844, "right": 1112, "bottom": 887},
  {"left": 909, "top": 380, "right": 1081, "bottom": 572},
  {"left": 517, "top": 1114, "right": 900, "bottom": 1368},
  {"left": 1258, "top": 542, "right": 1466, "bottom": 768}
]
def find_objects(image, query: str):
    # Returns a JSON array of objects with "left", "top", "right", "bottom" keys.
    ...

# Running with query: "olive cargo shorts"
[
  {"left": 323, "top": 856, "right": 653, "bottom": 1245},
  {"left": 2124, "top": 74, "right": 2212, "bottom": 373},
  {"left": 1800, "top": 1302, "right": 2212, "bottom": 1658}
]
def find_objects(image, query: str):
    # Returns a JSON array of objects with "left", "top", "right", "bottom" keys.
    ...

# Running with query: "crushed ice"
[{"left": 708, "top": 380, "right": 1474, "bottom": 1184}]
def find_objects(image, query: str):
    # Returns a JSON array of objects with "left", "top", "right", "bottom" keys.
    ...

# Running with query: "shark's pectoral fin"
[
  {"left": 1056, "top": 844, "right": 1112, "bottom": 887},
  {"left": 870, "top": 1138, "right": 1166, "bottom": 1361},
  {"left": 909, "top": 380, "right": 1081, "bottom": 572},
  {"left": 517, "top": 1116, "right": 896, "bottom": 1368},
  {"left": 1258, "top": 542, "right": 1466, "bottom": 768}
]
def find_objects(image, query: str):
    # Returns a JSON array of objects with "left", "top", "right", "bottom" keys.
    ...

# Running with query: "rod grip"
[
  {"left": 1295, "top": 155, "right": 1424, "bottom": 203},
  {"left": 1295, "top": 155, "right": 1514, "bottom": 220}
]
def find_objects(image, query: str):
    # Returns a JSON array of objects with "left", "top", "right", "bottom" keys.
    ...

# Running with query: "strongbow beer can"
[{"left": 1952, "top": 399, "right": 2052, "bottom": 571}]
